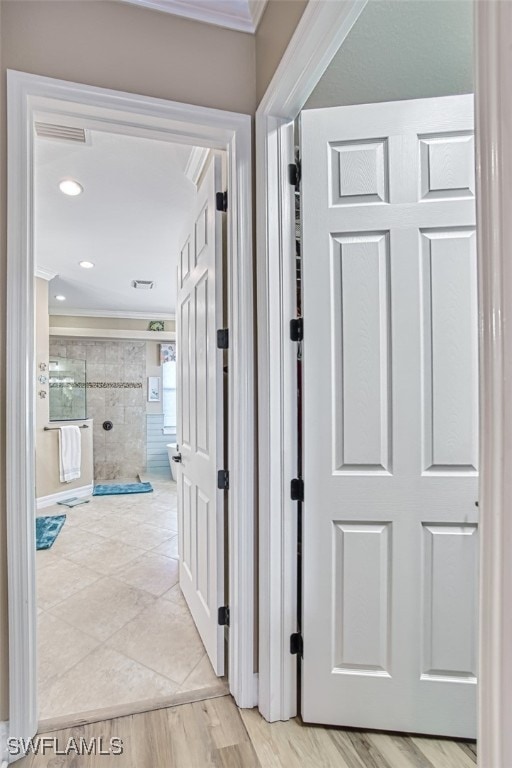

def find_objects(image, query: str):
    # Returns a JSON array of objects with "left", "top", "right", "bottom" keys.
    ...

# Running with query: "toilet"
[{"left": 166, "top": 443, "right": 179, "bottom": 481}]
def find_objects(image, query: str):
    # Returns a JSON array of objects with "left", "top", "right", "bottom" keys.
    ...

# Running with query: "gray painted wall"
[{"left": 305, "top": 0, "right": 473, "bottom": 110}]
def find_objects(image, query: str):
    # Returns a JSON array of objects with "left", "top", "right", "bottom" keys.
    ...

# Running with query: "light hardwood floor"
[{"left": 17, "top": 694, "right": 477, "bottom": 767}]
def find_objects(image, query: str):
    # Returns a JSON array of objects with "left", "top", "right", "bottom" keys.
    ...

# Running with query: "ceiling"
[
  {"left": 35, "top": 128, "right": 199, "bottom": 317},
  {"left": 305, "top": 0, "right": 473, "bottom": 110},
  {"left": 119, "top": 0, "right": 267, "bottom": 32}
]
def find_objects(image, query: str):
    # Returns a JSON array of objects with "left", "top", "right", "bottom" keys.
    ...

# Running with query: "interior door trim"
[{"left": 5, "top": 69, "right": 256, "bottom": 750}]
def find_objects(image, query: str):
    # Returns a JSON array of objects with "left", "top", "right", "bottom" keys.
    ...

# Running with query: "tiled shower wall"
[{"left": 49, "top": 338, "right": 146, "bottom": 481}]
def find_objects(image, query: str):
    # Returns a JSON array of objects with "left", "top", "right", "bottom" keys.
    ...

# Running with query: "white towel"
[{"left": 58, "top": 425, "right": 81, "bottom": 483}]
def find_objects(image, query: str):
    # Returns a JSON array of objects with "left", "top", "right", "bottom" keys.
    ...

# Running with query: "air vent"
[
  {"left": 132, "top": 280, "right": 154, "bottom": 290},
  {"left": 34, "top": 122, "right": 87, "bottom": 144}
]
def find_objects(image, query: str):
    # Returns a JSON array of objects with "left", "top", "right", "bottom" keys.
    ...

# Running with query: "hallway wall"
[
  {"left": 255, "top": 0, "right": 308, "bottom": 103},
  {"left": 0, "top": 0, "right": 256, "bottom": 719},
  {"left": 1, "top": 0, "right": 256, "bottom": 114},
  {"left": 0, "top": 0, "right": 309, "bottom": 720}
]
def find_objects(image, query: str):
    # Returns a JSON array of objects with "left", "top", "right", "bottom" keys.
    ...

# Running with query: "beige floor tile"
[
  {"left": 159, "top": 587, "right": 192, "bottom": 621},
  {"left": 107, "top": 597, "right": 205, "bottom": 685},
  {"left": 37, "top": 480, "right": 202, "bottom": 721},
  {"left": 74, "top": 512, "right": 135, "bottom": 538},
  {"left": 115, "top": 522, "right": 174, "bottom": 550},
  {"left": 40, "top": 645, "right": 178, "bottom": 720},
  {"left": 36, "top": 548, "right": 58, "bottom": 572},
  {"left": 37, "top": 557, "right": 101, "bottom": 610},
  {"left": 115, "top": 552, "right": 179, "bottom": 596},
  {"left": 143, "top": 504, "right": 178, "bottom": 528},
  {"left": 49, "top": 525, "right": 109, "bottom": 558},
  {"left": 38, "top": 612, "right": 101, "bottom": 688},
  {"left": 61, "top": 508, "right": 106, "bottom": 528},
  {"left": 48, "top": 576, "right": 156, "bottom": 641},
  {"left": 160, "top": 583, "right": 182, "bottom": 602},
  {"left": 179, "top": 653, "right": 220, "bottom": 693},
  {"left": 64, "top": 538, "right": 147, "bottom": 576},
  {"left": 150, "top": 533, "right": 179, "bottom": 559}
]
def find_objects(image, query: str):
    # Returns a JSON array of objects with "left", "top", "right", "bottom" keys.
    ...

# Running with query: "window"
[{"left": 161, "top": 343, "right": 177, "bottom": 433}]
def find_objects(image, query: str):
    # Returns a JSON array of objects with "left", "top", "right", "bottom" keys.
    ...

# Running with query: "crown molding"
[
  {"left": 248, "top": 0, "right": 266, "bottom": 30},
  {"left": 185, "top": 146, "right": 211, "bottom": 188},
  {"left": 119, "top": 0, "right": 267, "bottom": 32},
  {"left": 49, "top": 307, "right": 175, "bottom": 321},
  {"left": 35, "top": 266, "right": 57, "bottom": 281},
  {"left": 49, "top": 327, "right": 176, "bottom": 341}
]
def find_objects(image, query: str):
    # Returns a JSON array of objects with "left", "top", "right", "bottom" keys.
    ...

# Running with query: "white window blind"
[{"left": 161, "top": 343, "right": 177, "bottom": 431}]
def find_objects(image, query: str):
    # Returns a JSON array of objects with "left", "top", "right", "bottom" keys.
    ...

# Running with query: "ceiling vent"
[
  {"left": 132, "top": 280, "right": 154, "bottom": 290},
  {"left": 34, "top": 122, "right": 87, "bottom": 144}
]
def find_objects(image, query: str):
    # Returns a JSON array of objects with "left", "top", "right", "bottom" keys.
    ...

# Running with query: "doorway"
[
  {"left": 33, "top": 127, "right": 229, "bottom": 722},
  {"left": 6, "top": 71, "right": 255, "bottom": 744}
]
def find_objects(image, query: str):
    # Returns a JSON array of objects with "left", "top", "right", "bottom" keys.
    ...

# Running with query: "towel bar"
[{"left": 44, "top": 425, "right": 89, "bottom": 430}]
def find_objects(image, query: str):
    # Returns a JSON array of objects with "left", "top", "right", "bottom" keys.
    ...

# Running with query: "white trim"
[
  {"left": 119, "top": 0, "right": 267, "bottom": 33},
  {"left": 49, "top": 327, "right": 176, "bottom": 342},
  {"left": 248, "top": 0, "right": 267, "bottom": 31},
  {"left": 7, "top": 70, "right": 254, "bottom": 743},
  {"left": 255, "top": 0, "right": 368, "bottom": 723},
  {"left": 257, "top": 0, "right": 368, "bottom": 118},
  {"left": 0, "top": 721, "right": 8, "bottom": 765},
  {"left": 34, "top": 266, "right": 57, "bottom": 281},
  {"left": 475, "top": 3, "right": 512, "bottom": 765},
  {"left": 49, "top": 308, "right": 175, "bottom": 321},
  {"left": 36, "top": 484, "right": 94, "bottom": 510},
  {"left": 251, "top": 673, "right": 259, "bottom": 708},
  {"left": 184, "top": 146, "right": 211, "bottom": 188},
  {"left": 6, "top": 69, "right": 38, "bottom": 747}
]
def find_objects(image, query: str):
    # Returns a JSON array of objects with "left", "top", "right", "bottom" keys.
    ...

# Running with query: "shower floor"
[{"left": 36, "top": 476, "right": 224, "bottom": 723}]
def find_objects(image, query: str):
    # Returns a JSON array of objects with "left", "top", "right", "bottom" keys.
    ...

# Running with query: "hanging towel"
[{"left": 58, "top": 425, "right": 81, "bottom": 483}]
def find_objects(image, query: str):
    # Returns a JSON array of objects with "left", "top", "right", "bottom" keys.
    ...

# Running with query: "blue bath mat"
[
  {"left": 92, "top": 482, "right": 154, "bottom": 496},
  {"left": 36, "top": 515, "right": 66, "bottom": 550}
]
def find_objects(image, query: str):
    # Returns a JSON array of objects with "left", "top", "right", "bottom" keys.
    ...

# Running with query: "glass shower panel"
[{"left": 49, "top": 357, "right": 87, "bottom": 421}]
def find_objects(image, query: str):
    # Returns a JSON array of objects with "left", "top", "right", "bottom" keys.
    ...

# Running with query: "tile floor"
[{"left": 36, "top": 477, "right": 221, "bottom": 721}]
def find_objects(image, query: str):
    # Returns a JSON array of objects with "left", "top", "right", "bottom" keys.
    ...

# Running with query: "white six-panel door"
[
  {"left": 301, "top": 96, "right": 478, "bottom": 737},
  {"left": 177, "top": 155, "right": 225, "bottom": 675}
]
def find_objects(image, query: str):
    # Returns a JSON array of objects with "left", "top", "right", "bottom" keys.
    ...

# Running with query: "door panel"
[
  {"left": 301, "top": 95, "right": 478, "bottom": 737},
  {"left": 177, "top": 155, "right": 225, "bottom": 676}
]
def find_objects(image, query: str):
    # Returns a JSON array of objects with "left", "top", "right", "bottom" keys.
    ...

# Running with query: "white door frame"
[
  {"left": 257, "top": 1, "right": 512, "bottom": 763},
  {"left": 6, "top": 70, "right": 256, "bottom": 746},
  {"left": 256, "top": 0, "right": 369, "bottom": 724}
]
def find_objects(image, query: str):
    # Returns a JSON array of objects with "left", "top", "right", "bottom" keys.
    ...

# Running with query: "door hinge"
[
  {"left": 217, "top": 328, "right": 229, "bottom": 349},
  {"left": 218, "top": 606, "right": 230, "bottom": 627},
  {"left": 216, "top": 190, "right": 228, "bottom": 212},
  {"left": 290, "top": 317, "right": 303, "bottom": 342},
  {"left": 218, "top": 469, "right": 230, "bottom": 490},
  {"left": 288, "top": 160, "right": 301, "bottom": 189},
  {"left": 290, "top": 632, "right": 303, "bottom": 656},
  {"left": 290, "top": 478, "right": 304, "bottom": 502}
]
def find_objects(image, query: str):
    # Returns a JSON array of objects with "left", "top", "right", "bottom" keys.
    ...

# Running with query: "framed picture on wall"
[{"left": 148, "top": 376, "right": 161, "bottom": 402}]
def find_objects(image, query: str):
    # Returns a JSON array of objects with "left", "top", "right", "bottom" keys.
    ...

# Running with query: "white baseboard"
[
  {"left": 0, "top": 720, "right": 8, "bottom": 765},
  {"left": 36, "top": 484, "right": 93, "bottom": 510}
]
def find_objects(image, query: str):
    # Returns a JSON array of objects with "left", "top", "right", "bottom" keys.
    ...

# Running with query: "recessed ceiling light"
[
  {"left": 55, "top": 295, "right": 66, "bottom": 301},
  {"left": 59, "top": 179, "right": 83, "bottom": 196},
  {"left": 79, "top": 261, "right": 94, "bottom": 269}
]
